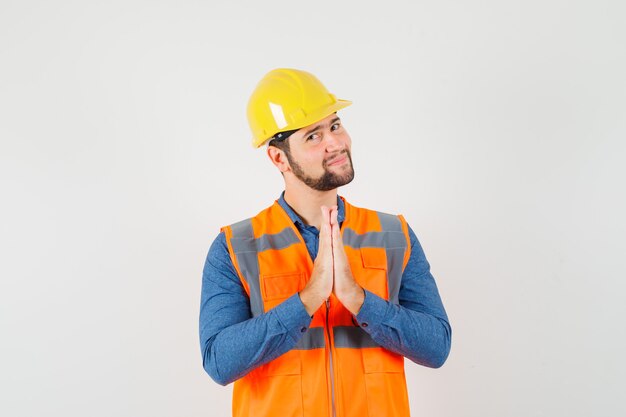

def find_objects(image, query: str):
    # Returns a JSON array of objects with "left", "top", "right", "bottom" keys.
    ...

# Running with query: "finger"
[
  {"left": 319, "top": 205, "right": 332, "bottom": 249},
  {"left": 329, "top": 206, "right": 338, "bottom": 241},
  {"left": 330, "top": 205, "right": 338, "bottom": 227}
]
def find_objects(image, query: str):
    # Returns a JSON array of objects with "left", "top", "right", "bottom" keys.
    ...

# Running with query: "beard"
[{"left": 287, "top": 149, "right": 355, "bottom": 191}]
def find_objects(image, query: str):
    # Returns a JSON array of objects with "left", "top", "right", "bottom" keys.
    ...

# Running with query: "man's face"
[{"left": 284, "top": 113, "right": 354, "bottom": 191}]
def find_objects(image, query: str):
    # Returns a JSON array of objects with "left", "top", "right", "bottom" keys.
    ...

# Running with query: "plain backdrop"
[{"left": 1, "top": 1, "right": 625, "bottom": 416}]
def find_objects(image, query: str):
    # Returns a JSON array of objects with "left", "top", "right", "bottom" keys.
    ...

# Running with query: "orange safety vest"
[{"left": 221, "top": 197, "right": 413, "bottom": 417}]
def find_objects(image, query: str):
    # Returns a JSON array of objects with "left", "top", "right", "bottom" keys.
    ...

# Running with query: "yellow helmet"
[{"left": 246, "top": 68, "right": 352, "bottom": 148}]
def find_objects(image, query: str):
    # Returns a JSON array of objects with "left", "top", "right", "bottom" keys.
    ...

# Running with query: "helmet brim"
[{"left": 254, "top": 99, "right": 352, "bottom": 148}]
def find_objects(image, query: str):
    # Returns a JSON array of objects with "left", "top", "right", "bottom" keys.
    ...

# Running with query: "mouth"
[{"left": 327, "top": 154, "right": 348, "bottom": 166}]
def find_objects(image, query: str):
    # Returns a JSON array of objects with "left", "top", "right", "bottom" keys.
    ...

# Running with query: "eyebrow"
[{"left": 301, "top": 116, "right": 341, "bottom": 139}]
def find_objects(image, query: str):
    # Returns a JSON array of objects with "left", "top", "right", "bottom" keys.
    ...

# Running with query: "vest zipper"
[{"left": 326, "top": 298, "right": 337, "bottom": 417}]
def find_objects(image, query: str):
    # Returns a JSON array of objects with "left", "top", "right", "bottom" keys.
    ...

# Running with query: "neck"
[{"left": 283, "top": 182, "right": 338, "bottom": 230}]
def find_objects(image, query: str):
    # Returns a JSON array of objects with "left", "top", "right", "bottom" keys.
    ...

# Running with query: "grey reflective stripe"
[
  {"left": 342, "top": 213, "right": 408, "bottom": 304},
  {"left": 333, "top": 326, "right": 380, "bottom": 349},
  {"left": 376, "top": 212, "right": 406, "bottom": 304},
  {"left": 342, "top": 228, "right": 387, "bottom": 248},
  {"left": 295, "top": 327, "right": 326, "bottom": 350},
  {"left": 256, "top": 228, "right": 300, "bottom": 252},
  {"left": 230, "top": 228, "right": 300, "bottom": 253},
  {"left": 229, "top": 221, "right": 302, "bottom": 317},
  {"left": 230, "top": 219, "right": 264, "bottom": 317}
]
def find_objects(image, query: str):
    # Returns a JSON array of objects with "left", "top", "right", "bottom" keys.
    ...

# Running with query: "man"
[{"left": 199, "top": 68, "right": 451, "bottom": 417}]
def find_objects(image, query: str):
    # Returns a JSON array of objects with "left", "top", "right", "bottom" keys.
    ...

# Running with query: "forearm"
[
  {"left": 201, "top": 293, "right": 311, "bottom": 385},
  {"left": 355, "top": 289, "right": 451, "bottom": 368},
  {"left": 350, "top": 223, "right": 453, "bottom": 368}
]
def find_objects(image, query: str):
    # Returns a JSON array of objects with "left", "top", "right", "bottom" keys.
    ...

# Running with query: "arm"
[
  {"left": 354, "top": 225, "right": 452, "bottom": 368},
  {"left": 199, "top": 232, "right": 312, "bottom": 385}
]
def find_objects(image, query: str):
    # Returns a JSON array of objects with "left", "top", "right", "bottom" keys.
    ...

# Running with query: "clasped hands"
[{"left": 299, "top": 205, "right": 365, "bottom": 316}]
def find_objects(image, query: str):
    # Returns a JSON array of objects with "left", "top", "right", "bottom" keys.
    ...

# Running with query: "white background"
[{"left": 1, "top": 1, "right": 625, "bottom": 416}]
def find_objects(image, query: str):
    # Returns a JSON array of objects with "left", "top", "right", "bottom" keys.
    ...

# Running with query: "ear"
[{"left": 267, "top": 146, "right": 290, "bottom": 173}]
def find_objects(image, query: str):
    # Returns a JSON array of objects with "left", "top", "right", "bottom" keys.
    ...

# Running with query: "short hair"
[
  {"left": 268, "top": 137, "right": 290, "bottom": 154},
  {"left": 267, "top": 128, "right": 298, "bottom": 155}
]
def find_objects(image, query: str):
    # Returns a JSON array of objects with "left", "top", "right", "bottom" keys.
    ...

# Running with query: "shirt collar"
[{"left": 277, "top": 190, "right": 345, "bottom": 228}]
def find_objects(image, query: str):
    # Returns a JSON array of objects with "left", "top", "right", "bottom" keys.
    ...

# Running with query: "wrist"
[
  {"left": 337, "top": 283, "right": 365, "bottom": 315},
  {"left": 299, "top": 287, "right": 325, "bottom": 316}
]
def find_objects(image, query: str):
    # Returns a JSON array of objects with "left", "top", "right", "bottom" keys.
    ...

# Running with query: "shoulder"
[
  {"left": 203, "top": 231, "right": 241, "bottom": 284},
  {"left": 206, "top": 231, "right": 230, "bottom": 266},
  {"left": 220, "top": 201, "right": 278, "bottom": 232},
  {"left": 344, "top": 198, "right": 408, "bottom": 231},
  {"left": 342, "top": 196, "right": 402, "bottom": 218}
]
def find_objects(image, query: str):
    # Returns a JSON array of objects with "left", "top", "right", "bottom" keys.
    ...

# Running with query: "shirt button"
[
  {"left": 361, "top": 322, "right": 369, "bottom": 328},
  {"left": 300, "top": 327, "right": 307, "bottom": 333}
]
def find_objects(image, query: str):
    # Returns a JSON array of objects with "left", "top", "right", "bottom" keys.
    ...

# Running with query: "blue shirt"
[{"left": 199, "top": 192, "right": 451, "bottom": 385}]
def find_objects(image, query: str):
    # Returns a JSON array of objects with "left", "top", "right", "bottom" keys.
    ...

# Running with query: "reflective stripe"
[
  {"left": 229, "top": 211, "right": 407, "bottom": 316},
  {"left": 230, "top": 219, "right": 264, "bottom": 317},
  {"left": 343, "top": 228, "right": 384, "bottom": 248},
  {"left": 295, "top": 327, "right": 326, "bottom": 350},
  {"left": 376, "top": 212, "right": 406, "bottom": 304},
  {"left": 231, "top": 228, "right": 300, "bottom": 253},
  {"left": 376, "top": 212, "right": 403, "bottom": 233},
  {"left": 333, "top": 326, "right": 380, "bottom": 349},
  {"left": 342, "top": 228, "right": 406, "bottom": 249},
  {"left": 230, "top": 222, "right": 301, "bottom": 317},
  {"left": 342, "top": 213, "right": 407, "bottom": 304},
  {"left": 257, "top": 228, "right": 300, "bottom": 251}
]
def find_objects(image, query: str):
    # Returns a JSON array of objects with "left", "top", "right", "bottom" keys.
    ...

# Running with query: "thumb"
[{"left": 330, "top": 206, "right": 341, "bottom": 245}]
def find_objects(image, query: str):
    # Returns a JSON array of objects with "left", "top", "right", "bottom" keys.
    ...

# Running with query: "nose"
[{"left": 325, "top": 131, "right": 344, "bottom": 153}]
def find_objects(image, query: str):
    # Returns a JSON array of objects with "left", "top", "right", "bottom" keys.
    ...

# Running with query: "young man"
[{"left": 199, "top": 68, "right": 451, "bottom": 417}]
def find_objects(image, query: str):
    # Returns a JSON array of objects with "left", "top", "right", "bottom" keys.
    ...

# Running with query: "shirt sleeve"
[
  {"left": 199, "top": 232, "right": 312, "bottom": 385},
  {"left": 354, "top": 224, "right": 452, "bottom": 368}
]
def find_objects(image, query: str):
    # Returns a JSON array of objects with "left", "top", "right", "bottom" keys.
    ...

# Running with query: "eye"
[
  {"left": 306, "top": 133, "right": 320, "bottom": 141},
  {"left": 331, "top": 122, "right": 341, "bottom": 131}
]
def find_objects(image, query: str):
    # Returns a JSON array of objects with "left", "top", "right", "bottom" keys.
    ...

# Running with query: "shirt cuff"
[
  {"left": 273, "top": 292, "right": 313, "bottom": 341},
  {"left": 354, "top": 289, "right": 389, "bottom": 331}
]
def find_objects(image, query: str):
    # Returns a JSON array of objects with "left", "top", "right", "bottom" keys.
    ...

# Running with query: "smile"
[{"left": 328, "top": 155, "right": 348, "bottom": 166}]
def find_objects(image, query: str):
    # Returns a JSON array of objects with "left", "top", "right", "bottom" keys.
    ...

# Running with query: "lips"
[{"left": 327, "top": 155, "right": 348, "bottom": 166}]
